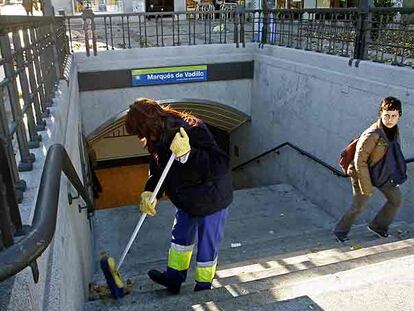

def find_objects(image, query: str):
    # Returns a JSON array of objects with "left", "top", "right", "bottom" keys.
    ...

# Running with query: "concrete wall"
[
  {"left": 76, "top": 44, "right": 254, "bottom": 136},
  {"left": 77, "top": 42, "right": 414, "bottom": 224},
  {"left": 0, "top": 59, "right": 94, "bottom": 311},
  {"left": 232, "top": 44, "right": 414, "bottom": 223}
]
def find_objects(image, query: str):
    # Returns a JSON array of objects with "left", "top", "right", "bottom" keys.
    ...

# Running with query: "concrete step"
[
  {"left": 192, "top": 253, "right": 414, "bottom": 311},
  {"left": 85, "top": 232, "right": 414, "bottom": 310},
  {"left": 245, "top": 297, "right": 323, "bottom": 311},
  {"left": 194, "top": 296, "right": 324, "bottom": 311},
  {"left": 91, "top": 221, "right": 413, "bottom": 287},
  {"left": 91, "top": 184, "right": 336, "bottom": 283}
]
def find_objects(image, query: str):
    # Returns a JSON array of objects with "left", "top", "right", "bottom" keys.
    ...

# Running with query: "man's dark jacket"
[{"left": 144, "top": 117, "right": 233, "bottom": 217}]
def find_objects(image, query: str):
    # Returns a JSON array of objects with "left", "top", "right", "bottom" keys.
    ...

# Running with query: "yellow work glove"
[
  {"left": 139, "top": 191, "right": 157, "bottom": 216},
  {"left": 170, "top": 127, "right": 191, "bottom": 158}
]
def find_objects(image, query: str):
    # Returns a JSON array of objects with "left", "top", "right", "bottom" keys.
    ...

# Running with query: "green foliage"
[
  {"left": 369, "top": 0, "right": 414, "bottom": 62},
  {"left": 403, "top": 0, "right": 414, "bottom": 23},
  {"left": 373, "top": 0, "right": 394, "bottom": 7},
  {"left": 371, "top": 0, "right": 397, "bottom": 42},
  {"left": 403, "top": 0, "right": 414, "bottom": 8}
]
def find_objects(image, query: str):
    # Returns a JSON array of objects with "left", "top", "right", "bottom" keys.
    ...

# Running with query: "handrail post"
[
  {"left": 0, "top": 137, "right": 23, "bottom": 249},
  {"left": 0, "top": 174, "right": 14, "bottom": 249},
  {"left": 38, "top": 23, "right": 58, "bottom": 104},
  {"left": 0, "top": 34, "right": 35, "bottom": 172},
  {"left": 49, "top": 19, "right": 63, "bottom": 83},
  {"left": 12, "top": 31, "right": 42, "bottom": 149},
  {"left": 234, "top": 6, "right": 240, "bottom": 47},
  {"left": 54, "top": 13, "right": 69, "bottom": 79},
  {"left": 36, "top": 25, "right": 53, "bottom": 107},
  {"left": 29, "top": 27, "right": 49, "bottom": 114},
  {"left": 0, "top": 95, "right": 26, "bottom": 203},
  {"left": 79, "top": 134, "right": 96, "bottom": 217},
  {"left": 236, "top": 5, "right": 246, "bottom": 48},
  {"left": 82, "top": 9, "right": 97, "bottom": 57},
  {"left": 22, "top": 28, "right": 47, "bottom": 130},
  {"left": 354, "top": 0, "right": 369, "bottom": 60},
  {"left": 260, "top": 0, "right": 270, "bottom": 46},
  {"left": 54, "top": 18, "right": 71, "bottom": 79}
]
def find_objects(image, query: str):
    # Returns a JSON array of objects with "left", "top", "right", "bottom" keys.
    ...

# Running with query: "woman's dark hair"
[
  {"left": 379, "top": 97, "right": 402, "bottom": 116},
  {"left": 125, "top": 98, "right": 198, "bottom": 154}
]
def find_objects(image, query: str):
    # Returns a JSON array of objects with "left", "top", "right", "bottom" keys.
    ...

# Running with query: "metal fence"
[
  {"left": 0, "top": 16, "right": 70, "bottom": 207},
  {"left": 65, "top": 8, "right": 246, "bottom": 55},
  {"left": 0, "top": 15, "right": 70, "bottom": 258},
  {"left": 368, "top": 7, "right": 414, "bottom": 66},
  {"left": 66, "top": 6, "right": 414, "bottom": 68},
  {"left": 0, "top": 137, "right": 23, "bottom": 252}
]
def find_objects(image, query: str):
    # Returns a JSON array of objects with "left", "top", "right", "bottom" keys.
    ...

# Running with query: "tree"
[{"left": 403, "top": 0, "right": 414, "bottom": 23}]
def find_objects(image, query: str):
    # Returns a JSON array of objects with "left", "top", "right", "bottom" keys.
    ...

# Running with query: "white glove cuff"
[{"left": 176, "top": 151, "right": 190, "bottom": 163}]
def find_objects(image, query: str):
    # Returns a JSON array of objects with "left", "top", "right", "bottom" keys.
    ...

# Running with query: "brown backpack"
[
  {"left": 339, "top": 138, "right": 359, "bottom": 175},
  {"left": 339, "top": 128, "right": 382, "bottom": 175}
]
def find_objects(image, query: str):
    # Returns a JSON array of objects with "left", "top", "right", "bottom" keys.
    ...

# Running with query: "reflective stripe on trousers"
[
  {"left": 195, "top": 259, "right": 218, "bottom": 283},
  {"left": 168, "top": 242, "right": 193, "bottom": 271}
]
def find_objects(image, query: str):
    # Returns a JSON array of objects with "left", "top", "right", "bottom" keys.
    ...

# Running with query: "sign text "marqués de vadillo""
[{"left": 131, "top": 65, "right": 208, "bottom": 86}]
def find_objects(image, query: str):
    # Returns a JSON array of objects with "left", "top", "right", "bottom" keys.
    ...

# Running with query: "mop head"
[{"left": 100, "top": 255, "right": 125, "bottom": 299}]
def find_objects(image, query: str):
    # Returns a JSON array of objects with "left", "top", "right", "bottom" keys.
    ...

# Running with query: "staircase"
[{"left": 85, "top": 184, "right": 414, "bottom": 311}]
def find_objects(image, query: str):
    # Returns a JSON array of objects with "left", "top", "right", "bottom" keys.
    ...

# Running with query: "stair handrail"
[
  {"left": 232, "top": 142, "right": 414, "bottom": 177},
  {"left": 0, "top": 143, "right": 93, "bottom": 283}
]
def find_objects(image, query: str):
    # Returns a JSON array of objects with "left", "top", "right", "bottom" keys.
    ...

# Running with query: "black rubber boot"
[
  {"left": 194, "top": 281, "right": 212, "bottom": 292},
  {"left": 148, "top": 269, "right": 181, "bottom": 294}
]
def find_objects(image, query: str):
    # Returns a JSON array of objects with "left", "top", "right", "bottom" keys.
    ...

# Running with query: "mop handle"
[{"left": 117, "top": 153, "right": 176, "bottom": 270}]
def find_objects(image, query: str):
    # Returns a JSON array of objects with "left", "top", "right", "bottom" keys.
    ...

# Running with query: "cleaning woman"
[{"left": 125, "top": 98, "right": 233, "bottom": 293}]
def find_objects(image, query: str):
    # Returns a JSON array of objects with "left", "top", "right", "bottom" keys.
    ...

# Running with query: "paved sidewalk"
[{"left": 0, "top": 1, "right": 42, "bottom": 15}]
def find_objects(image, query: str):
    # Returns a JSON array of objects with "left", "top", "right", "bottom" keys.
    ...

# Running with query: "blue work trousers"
[{"left": 166, "top": 208, "right": 228, "bottom": 290}]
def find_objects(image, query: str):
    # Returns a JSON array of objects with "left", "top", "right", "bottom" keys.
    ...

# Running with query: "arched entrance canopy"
[{"left": 87, "top": 99, "right": 250, "bottom": 145}]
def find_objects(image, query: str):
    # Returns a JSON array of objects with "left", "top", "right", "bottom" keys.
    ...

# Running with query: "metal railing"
[
  {"left": 232, "top": 141, "right": 348, "bottom": 177},
  {"left": 367, "top": 7, "right": 414, "bottom": 66},
  {"left": 0, "top": 137, "right": 23, "bottom": 252},
  {"left": 0, "top": 16, "right": 73, "bottom": 280},
  {"left": 65, "top": 8, "right": 246, "bottom": 56},
  {"left": 0, "top": 16, "right": 70, "bottom": 203},
  {"left": 0, "top": 143, "right": 93, "bottom": 283},
  {"left": 66, "top": 6, "right": 414, "bottom": 68},
  {"left": 232, "top": 141, "right": 414, "bottom": 176}
]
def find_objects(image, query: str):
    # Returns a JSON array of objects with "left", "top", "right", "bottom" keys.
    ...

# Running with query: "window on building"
[
  {"left": 74, "top": 0, "right": 124, "bottom": 13},
  {"left": 276, "top": 0, "right": 303, "bottom": 8}
]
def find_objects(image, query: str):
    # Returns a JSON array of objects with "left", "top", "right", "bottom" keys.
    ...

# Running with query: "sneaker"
[
  {"left": 334, "top": 231, "right": 350, "bottom": 243},
  {"left": 367, "top": 225, "right": 389, "bottom": 238},
  {"left": 148, "top": 270, "right": 181, "bottom": 294}
]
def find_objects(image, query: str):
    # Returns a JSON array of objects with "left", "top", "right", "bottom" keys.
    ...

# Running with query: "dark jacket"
[{"left": 144, "top": 116, "right": 233, "bottom": 217}]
